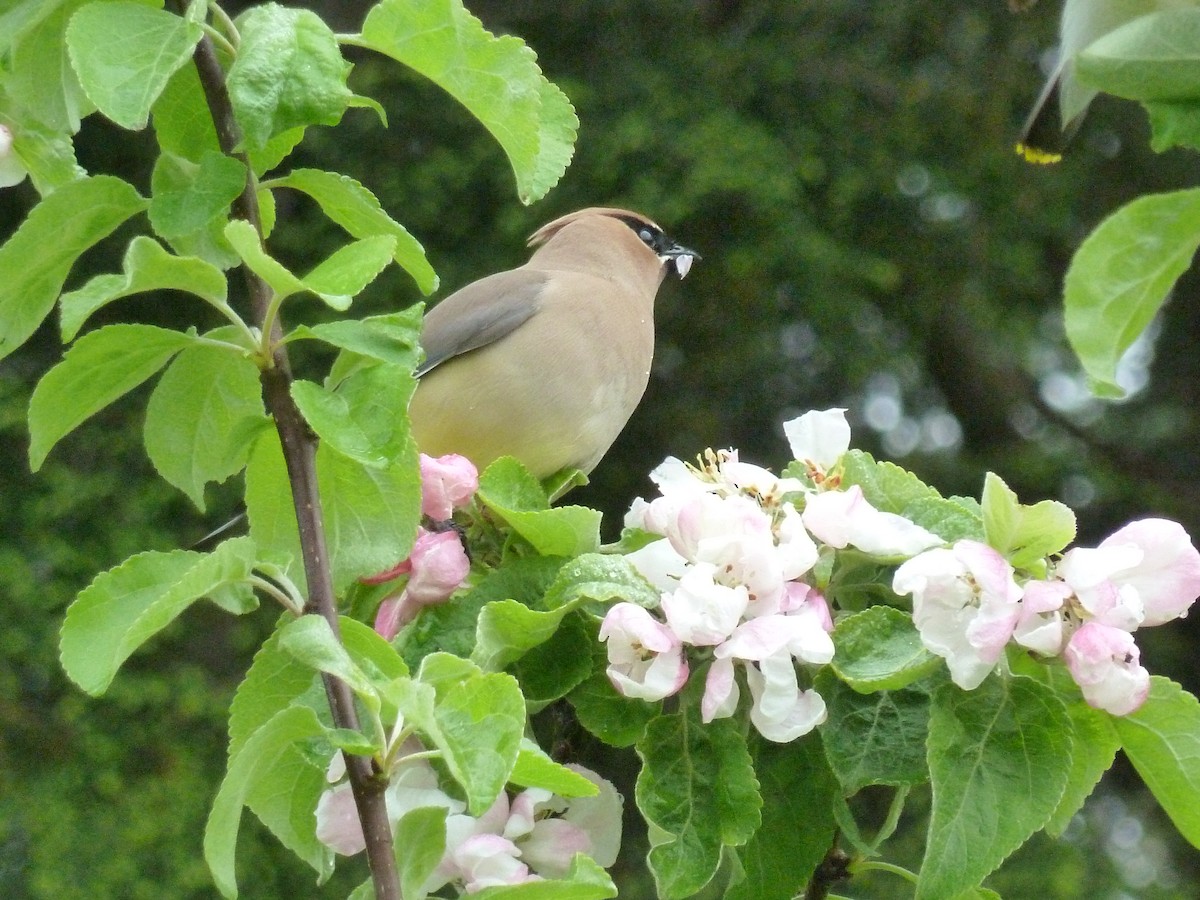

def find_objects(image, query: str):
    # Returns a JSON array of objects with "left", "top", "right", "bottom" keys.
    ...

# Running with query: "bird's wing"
[{"left": 415, "top": 269, "right": 548, "bottom": 377}]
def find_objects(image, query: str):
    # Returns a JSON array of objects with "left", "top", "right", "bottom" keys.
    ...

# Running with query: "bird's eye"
[{"left": 638, "top": 228, "right": 655, "bottom": 244}]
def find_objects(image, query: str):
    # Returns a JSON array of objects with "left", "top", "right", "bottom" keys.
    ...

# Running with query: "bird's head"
[{"left": 528, "top": 207, "right": 699, "bottom": 280}]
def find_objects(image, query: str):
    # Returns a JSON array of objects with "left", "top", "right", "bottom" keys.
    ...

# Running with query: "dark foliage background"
[{"left": 3, "top": 1, "right": 1198, "bottom": 896}]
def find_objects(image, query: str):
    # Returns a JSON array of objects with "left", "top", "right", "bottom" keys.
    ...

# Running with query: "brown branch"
[{"left": 189, "top": 28, "right": 401, "bottom": 900}]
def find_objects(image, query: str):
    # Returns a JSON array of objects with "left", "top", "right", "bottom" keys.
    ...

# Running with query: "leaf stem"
[
  {"left": 200, "top": 22, "right": 236, "bottom": 59},
  {"left": 187, "top": 20, "right": 401, "bottom": 900},
  {"left": 246, "top": 573, "right": 304, "bottom": 616},
  {"left": 206, "top": 0, "right": 240, "bottom": 49},
  {"left": 852, "top": 859, "right": 919, "bottom": 884}
]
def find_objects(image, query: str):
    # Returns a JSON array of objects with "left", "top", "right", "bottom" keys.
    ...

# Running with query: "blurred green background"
[{"left": 3, "top": 0, "right": 1199, "bottom": 896}]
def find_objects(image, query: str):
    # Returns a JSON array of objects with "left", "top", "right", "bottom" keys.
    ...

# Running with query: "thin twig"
[{"left": 187, "top": 23, "right": 401, "bottom": 900}]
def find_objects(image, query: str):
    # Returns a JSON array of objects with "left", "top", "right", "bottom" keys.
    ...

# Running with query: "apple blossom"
[
  {"left": 803, "top": 485, "right": 942, "bottom": 558},
  {"left": 0, "top": 124, "right": 28, "bottom": 189},
  {"left": 660, "top": 562, "right": 750, "bottom": 646},
  {"left": 505, "top": 766, "right": 622, "bottom": 877},
  {"left": 702, "top": 587, "right": 834, "bottom": 740},
  {"left": 1058, "top": 518, "right": 1200, "bottom": 629},
  {"left": 316, "top": 751, "right": 464, "bottom": 857},
  {"left": 893, "top": 540, "right": 1022, "bottom": 690},
  {"left": 1063, "top": 622, "right": 1151, "bottom": 716},
  {"left": 374, "top": 528, "right": 471, "bottom": 639},
  {"left": 599, "top": 603, "right": 689, "bottom": 701},
  {"left": 419, "top": 452, "right": 479, "bottom": 520},
  {"left": 1013, "top": 579, "right": 1071, "bottom": 656},
  {"left": 783, "top": 407, "right": 851, "bottom": 472},
  {"left": 744, "top": 654, "right": 828, "bottom": 742}
]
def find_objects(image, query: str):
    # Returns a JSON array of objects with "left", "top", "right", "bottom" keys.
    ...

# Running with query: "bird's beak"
[{"left": 661, "top": 242, "right": 699, "bottom": 279}]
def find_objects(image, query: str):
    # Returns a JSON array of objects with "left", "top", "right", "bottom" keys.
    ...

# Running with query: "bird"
[{"left": 407, "top": 207, "right": 697, "bottom": 481}]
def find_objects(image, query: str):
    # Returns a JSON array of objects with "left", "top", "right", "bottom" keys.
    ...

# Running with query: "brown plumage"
[{"left": 408, "top": 207, "right": 696, "bottom": 479}]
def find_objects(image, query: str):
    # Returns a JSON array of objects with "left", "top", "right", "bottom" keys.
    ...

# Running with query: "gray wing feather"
[{"left": 415, "top": 270, "right": 547, "bottom": 377}]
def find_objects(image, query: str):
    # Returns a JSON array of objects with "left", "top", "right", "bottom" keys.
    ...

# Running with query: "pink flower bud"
[
  {"left": 420, "top": 452, "right": 478, "bottom": 520},
  {"left": 374, "top": 528, "right": 470, "bottom": 639},
  {"left": 1064, "top": 621, "right": 1150, "bottom": 716}
]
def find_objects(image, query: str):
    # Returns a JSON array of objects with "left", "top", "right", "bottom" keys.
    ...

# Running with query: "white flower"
[
  {"left": 703, "top": 588, "right": 834, "bottom": 741},
  {"left": 803, "top": 485, "right": 942, "bottom": 557},
  {"left": 1063, "top": 622, "right": 1150, "bottom": 716},
  {"left": 893, "top": 541, "right": 1022, "bottom": 690},
  {"left": 661, "top": 562, "right": 750, "bottom": 646},
  {"left": 599, "top": 603, "right": 689, "bottom": 700},
  {"left": 783, "top": 408, "right": 851, "bottom": 471},
  {"left": 1013, "top": 579, "right": 1071, "bottom": 656},
  {"left": 1059, "top": 518, "right": 1200, "bottom": 629},
  {"left": 744, "top": 654, "right": 828, "bottom": 742}
]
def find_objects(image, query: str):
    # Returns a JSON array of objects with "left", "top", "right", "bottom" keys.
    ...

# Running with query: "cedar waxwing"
[
  {"left": 408, "top": 207, "right": 697, "bottom": 479},
  {"left": 1017, "top": 0, "right": 1196, "bottom": 163}
]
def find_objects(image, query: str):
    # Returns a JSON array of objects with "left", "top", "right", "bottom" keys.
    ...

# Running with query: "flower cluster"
[
  {"left": 369, "top": 453, "right": 477, "bottom": 640},
  {"left": 316, "top": 745, "right": 621, "bottom": 894},
  {"left": 602, "top": 409, "right": 941, "bottom": 742},
  {"left": 894, "top": 520, "right": 1200, "bottom": 715}
]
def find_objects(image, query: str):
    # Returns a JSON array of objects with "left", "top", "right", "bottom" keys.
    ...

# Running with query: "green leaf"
[
  {"left": 1114, "top": 676, "right": 1200, "bottom": 848},
  {"left": 356, "top": 0, "right": 577, "bottom": 204},
  {"left": 244, "top": 427, "right": 422, "bottom": 593},
  {"left": 918, "top": 676, "right": 1072, "bottom": 900},
  {"left": 473, "top": 600, "right": 571, "bottom": 672},
  {"left": 244, "top": 430, "right": 303, "bottom": 589},
  {"left": 513, "top": 612, "right": 595, "bottom": 704},
  {"left": 66, "top": 0, "right": 203, "bottom": 130},
  {"left": 726, "top": 735, "right": 837, "bottom": 900},
  {"left": 394, "top": 555, "right": 565, "bottom": 669},
  {"left": 144, "top": 338, "right": 268, "bottom": 510},
  {"left": 151, "top": 59, "right": 221, "bottom": 162},
  {"left": 1065, "top": 188, "right": 1200, "bottom": 397},
  {"left": 1145, "top": 100, "right": 1200, "bottom": 153},
  {"left": 29, "top": 323, "right": 197, "bottom": 470},
  {"left": 224, "top": 220, "right": 393, "bottom": 311},
  {"left": 318, "top": 444, "right": 421, "bottom": 595},
  {"left": 1009, "top": 656, "right": 1121, "bottom": 838},
  {"left": 478, "top": 458, "right": 601, "bottom": 557},
  {"left": 470, "top": 856, "right": 616, "bottom": 900},
  {"left": 60, "top": 537, "right": 256, "bottom": 695},
  {"left": 228, "top": 622, "right": 326, "bottom": 758},
  {"left": 291, "top": 362, "right": 415, "bottom": 468},
  {"left": 421, "top": 659, "right": 526, "bottom": 814},
  {"left": 149, "top": 150, "right": 246, "bottom": 240},
  {"left": 1075, "top": 9, "right": 1200, "bottom": 104},
  {"left": 2, "top": 116, "right": 86, "bottom": 194},
  {"left": 204, "top": 705, "right": 328, "bottom": 899},
  {"left": 830, "top": 604, "right": 940, "bottom": 692},
  {"left": 267, "top": 168, "right": 437, "bottom": 293},
  {"left": 223, "top": 218, "right": 304, "bottom": 299},
  {"left": 227, "top": 4, "right": 353, "bottom": 151},
  {"left": 569, "top": 663, "right": 659, "bottom": 748},
  {"left": 148, "top": 152, "right": 239, "bottom": 268},
  {"left": 510, "top": 739, "right": 599, "bottom": 797},
  {"left": 395, "top": 806, "right": 448, "bottom": 900},
  {"left": 288, "top": 307, "right": 424, "bottom": 370},
  {"left": 60, "top": 235, "right": 230, "bottom": 341},
  {"left": 300, "top": 234, "right": 396, "bottom": 310},
  {"left": 5, "top": 0, "right": 95, "bottom": 134},
  {"left": 981, "top": 472, "right": 1076, "bottom": 570},
  {"left": 543, "top": 552, "right": 660, "bottom": 610},
  {"left": 840, "top": 450, "right": 984, "bottom": 543},
  {"left": 0, "top": 175, "right": 145, "bottom": 360},
  {"left": 637, "top": 709, "right": 762, "bottom": 899},
  {"left": 278, "top": 614, "right": 380, "bottom": 711},
  {"left": 224, "top": 621, "right": 348, "bottom": 878},
  {"left": 816, "top": 671, "right": 930, "bottom": 794}
]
